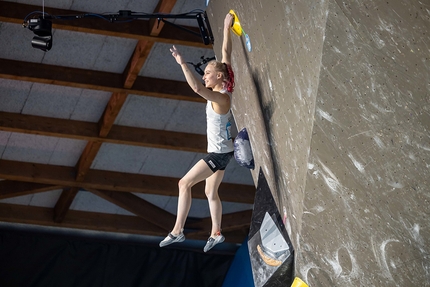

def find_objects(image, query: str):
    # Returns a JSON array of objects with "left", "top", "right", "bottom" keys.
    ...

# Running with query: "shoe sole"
[
  {"left": 159, "top": 234, "right": 185, "bottom": 247},
  {"left": 204, "top": 235, "right": 225, "bottom": 252}
]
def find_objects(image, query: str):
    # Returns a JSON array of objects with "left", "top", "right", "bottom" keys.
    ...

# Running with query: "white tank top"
[{"left": 206, "top": 89, "right": 234, "bottom": 153}]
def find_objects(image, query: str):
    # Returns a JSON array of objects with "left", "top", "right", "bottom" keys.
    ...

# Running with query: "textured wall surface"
[
  {"left": 208, "top": 0, "right": 429, "bottom": 286},
  {"left": 299, "top": 1, "right": 429, "bottom": 286},
  {"left": 208, "top": 0, "right": 328, "bottom": 233}
]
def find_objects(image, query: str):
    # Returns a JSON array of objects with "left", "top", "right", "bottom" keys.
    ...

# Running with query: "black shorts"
[{"left": 203, "top": 152, "right": 234, "bottom": 172}]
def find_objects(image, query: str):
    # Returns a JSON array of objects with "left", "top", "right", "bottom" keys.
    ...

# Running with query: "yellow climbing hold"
[
  {"left": 291, "top": 277, "right": 309, "bottom": 287},
  {"left": 229, "top": 10, "right": 242, "bottom": 37}
]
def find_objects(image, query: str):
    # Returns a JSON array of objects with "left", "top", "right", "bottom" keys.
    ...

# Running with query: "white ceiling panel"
[
  {"left": 138, "top": 148, "right": 201, "bottom": 178},
  {"left": 22, "top": 83, "right": 83, "bottom": 119},
  {"left": 47, "top": 137, "right": 87, "bottom": 167},
  {"left": 158, "top": 195, "right": 211, "bottom": 218},
  {"left": 2, "top": 133, "right": 60, "bottom": 164},
  {"left": 123, "top": 0, "right": 160, "bottom": 13},
  {"left": 0, "top": 132, "right": 11, "bottom": 157},
  {"left": 69, "top": 89, "right": 111, "bottom": 122},
  {"left": 0, "top": 194, "right": 34, "bottom": 205},
  {"left": 140, "top": 42, "right": 215, "bottom": 81},
  {"left": 1, "top": 80, "right": 111, "bottom": 122},
  {"left": 0, "top": 189, "right": 61, "bottom": 207},
  {"left": 0, "top": 22, "right": 45, "bottom": 64},
  {"left": 164, "top": 100, "right": 207, "bottom": 134},
  {"left": 91, "top": 143, "right": 151, "bottom": 173},
  {"left": 27, "top": 189, "right": 63, "bottom": 207},
  {"left": 138, "top": 193, "right": 254, "bottom": 219},
  {"left": 0, "top": 79, "right": 32, "bottom": 113},
  {"left": 134, "top": 193, "right": 211, "bottom": 218},
  {"left": 40, "top": 29, "right": 135, "bottom": 73},
  {"left": 91, "top": 36, "right": 138, "bottom": 73},
  {"left": 70, "top": 0, "right": 158, "bottom": 14},
  {"left": 134, "top": 193, "right": 174, "bottom": 212},
  {"left": 70, "top": 190, "right": 134, "bottom": 215},
  {"left": 115, "top": 205, "right": 137, "bottom": 216},
  {"left": 8, "top": 0, "right": 74, "bottom": 10},
  {"left": 170, "top": 0, "right": 208, "bottom": 27},
  {"left": 91, "top": 143, "right": 201, "bottom": 178},
  {"left": 70, "top": 0, "right": 128, "bottom": 13},
  {"left": 115, "top": 95, "right": 180, "bottom": 130},
  {"left": 116, "top": 94, "right": 206, "bottom": 134},
  {"left": 1, "top": 132, "right": 85, "bottom": 167}
]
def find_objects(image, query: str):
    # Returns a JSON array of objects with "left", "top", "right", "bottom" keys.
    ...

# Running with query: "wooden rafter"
[
  {"left": 0, "top": 203, "right": 167, "bottom": 236},
  {"left": 54, "top": 187, "right": 80, "bottom": 223},
  {"left": 0, "top": 203, "right": 248, "bottom": 244},
  {"left": 0, "top": 159, "right": 255, "bottom": 204},
  {"left": 0, "top": 180, "right": 62, "bottom": 199},
  {"left": 76, "top": 142, "right": 104, "bottom": 181},
  {"left": 0, "top": 112, "right": 206, "bottom": 152},
  {"left": 149, "top": 0, "right": 178, "bottom": 36},
  {"left": 47, "top": 0, "right": 183, "bottom": 224},
  {"left": 122, "top": 41, "right": 155, "bottom": 90},
  {"left": 121, "top": 0, "right": 177, "bottom": 91},
  {"left": 87, "top": 189, "right": 174, "bottom": 231},
  {"left": 0, "top": 59, "right": 204, "bottom": 102},
  {"left": 99, "top": 93, "right": 129, "bottom": 137},
  {"left": 0, "top": 2, "right": 206, "bottom": 48}
]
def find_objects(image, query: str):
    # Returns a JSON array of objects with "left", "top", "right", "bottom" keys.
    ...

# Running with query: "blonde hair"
[{"left": 208, "top": 60, "right": 235, "bottom": 92}]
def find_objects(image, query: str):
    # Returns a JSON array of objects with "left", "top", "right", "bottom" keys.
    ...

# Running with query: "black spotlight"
[
  {"left": 27, "top": 17, "right": 53, "bottom": 51},
  {"left": 31, "top": 35, "right": 53, "bottom": 51}
]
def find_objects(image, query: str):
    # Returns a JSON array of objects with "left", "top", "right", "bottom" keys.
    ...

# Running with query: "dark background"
[{"left": 0, "top": 228, "right": 234, "bottom": 287}]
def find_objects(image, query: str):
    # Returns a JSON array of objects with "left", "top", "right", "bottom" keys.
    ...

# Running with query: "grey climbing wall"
[
  {"left": 208, "top": 0, "right": 429, "bottom": 286},
  {"left": 299, "top": 1, "right": 429, "bottom": 286}
]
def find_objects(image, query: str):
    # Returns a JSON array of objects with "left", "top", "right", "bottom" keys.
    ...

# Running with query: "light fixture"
[
  {"left": 26, "top": 17, "right": 53, "bottom": 51},
  {"left": 31, "top": 35, "right": 53, "bottom": 51}
]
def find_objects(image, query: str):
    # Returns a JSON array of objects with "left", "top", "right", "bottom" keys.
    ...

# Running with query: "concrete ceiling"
[{"left": 0, "top": 0, "right": 254, "bottom": 252}]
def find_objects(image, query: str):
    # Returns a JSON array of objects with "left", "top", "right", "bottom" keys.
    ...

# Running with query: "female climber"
[{"left": 159, "top": 12, "right": 236, "bottom": 252}]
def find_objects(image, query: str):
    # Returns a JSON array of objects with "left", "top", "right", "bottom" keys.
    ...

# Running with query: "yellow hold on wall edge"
[
  {"left": 291, "top": 277, "right": 309, "bottom": 287},
  {"left": 229, "top": 9, "right": 242, "bottom": 37}
]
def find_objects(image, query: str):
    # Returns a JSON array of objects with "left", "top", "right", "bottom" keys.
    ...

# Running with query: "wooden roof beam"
[
  {"left": 0, "top": 58, "right": 203, "bottom": 102},
  {"left": 87, "top": 188, "right": 173, "bottom": 232},
  {"left": 0, "top": 159, "right": 256, "bottom": 204},
  {"left": 53, "top": 187, "right": 80, "bottom": 223},
  {"left": 149, "top": 0, "right": 178, "bottom": 36},
  {"left": 0, "top": 203, "right": 247, "bottom": 244},
  {"left": 0, "top": 180, "right": 63, "bottom": 200},
  {"left": 0, "top": 203, "right": 167, "bottom": 236},
  {"left": 71, "top": 0, "right": 187, "bottom": 224},
  {"left": 0, "top": 111, "right": 207, "bottom": 153}
]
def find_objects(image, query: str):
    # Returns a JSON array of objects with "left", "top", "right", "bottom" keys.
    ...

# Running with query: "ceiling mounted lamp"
[
  {"left": 31, "top": 35, "right": 53, "bottom": 52},
  {"left": 26, "top": 17, "right": 53, "bottom": 52}
]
